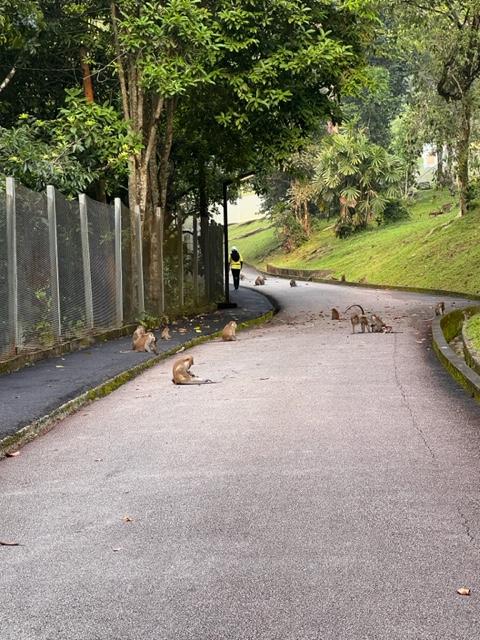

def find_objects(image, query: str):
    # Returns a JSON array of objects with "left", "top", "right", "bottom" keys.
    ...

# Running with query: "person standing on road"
[{"left": 229, "top": 246, "right": 243, "bottom": 290}]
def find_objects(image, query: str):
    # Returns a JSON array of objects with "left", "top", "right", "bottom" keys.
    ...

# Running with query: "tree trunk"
[{"left": 456, "top": 91, "right": 472, "bottom": 217}]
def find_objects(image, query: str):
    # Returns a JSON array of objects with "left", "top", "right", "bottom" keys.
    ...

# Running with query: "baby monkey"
[
  {"left": 133, "top": 331, "right": 157, "bottom": 353},
  {"left": 290, "top": 279, "right": 297, "bottom": 287},
  {"left": 351, "top": 313, "right": 371, "bottom": 333},
  {"left": 370, "top": 314, "right": 387, "bottom": 333},
  {"left": 331, "top": 308, "right": 340, "bottom": 320},
  {"left": 222, "top": 320, "right": 237, "bottom": 341},
  {"left": 255, "top": 276, "right": 265, "bottom": 286},
  {"left": 172, "top": 355, "right": 212, "bottom": 385}
]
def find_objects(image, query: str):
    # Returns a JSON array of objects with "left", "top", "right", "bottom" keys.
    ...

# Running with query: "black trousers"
[{"left": 231, "top": 269, "right": 241, "bottom": 290}]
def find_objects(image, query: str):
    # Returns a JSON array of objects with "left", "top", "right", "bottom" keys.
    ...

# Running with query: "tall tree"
[{"left": 385, "top": 0, "right": 480, "bottom": 216}]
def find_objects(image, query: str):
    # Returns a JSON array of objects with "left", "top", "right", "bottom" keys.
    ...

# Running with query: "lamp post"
[{"left": 217, "top": 171, "right": 255, "bottom": 310}]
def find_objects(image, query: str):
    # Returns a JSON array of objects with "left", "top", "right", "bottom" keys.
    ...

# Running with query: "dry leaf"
[
  {"left": 122, "top": 516, "right": 132, "bottom": 522},
  {"left": 6, "top": 451, "right": 20, "bottom": 457},
  {"left": 178, "top": 328, "right": 188, "bottom": 333},
  {"left": 55, "top": 365, "right": 64, "bottom": 368},
  {"left": 0, "top": 540, "right": 19, "bottom": 546},
  {"left": 112, "top": 547, "right": 123, "bottom": 552},
  {"left": 95, "top": 458, "right": 103, "bottom": 462},
  {"left": 457, "top": 587, "right": 471, "bottom": 596}
]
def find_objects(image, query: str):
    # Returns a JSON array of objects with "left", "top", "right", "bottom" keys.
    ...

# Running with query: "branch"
[
  {"left": 110, "top": 2, "right": 130, "bottom": 122},
  {"left": 0, "top": 66, "right": 17, "bottom": 94}
]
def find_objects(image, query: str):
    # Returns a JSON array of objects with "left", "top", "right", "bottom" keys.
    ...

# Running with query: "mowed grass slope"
[{"left": 230, "top": 190, "right": 480, "bottom": 295}]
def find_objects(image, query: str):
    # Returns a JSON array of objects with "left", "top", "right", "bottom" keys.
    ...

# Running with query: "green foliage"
[
  {"left": 376, "top": 198, "right": 410, "bottom": 225},
  {"left": 313, "top": 123, "right": 405, "bottom": 236},
  {"left": 465, "top": 315, "right": 480, "bottom": 355},
  {"left": 272, "top": 201, "right": 308, "bottom": 252},
  {"left": 0, "top": 89, "right": 141, "bottom": 195}
]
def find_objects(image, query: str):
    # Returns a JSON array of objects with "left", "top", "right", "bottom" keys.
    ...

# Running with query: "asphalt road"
[{"left": 2, "top": 268, "right": 480, "bottom": 639}]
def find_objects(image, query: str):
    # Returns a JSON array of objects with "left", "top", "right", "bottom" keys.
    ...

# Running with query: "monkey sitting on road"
[
  {"left": 255, "top": 276, "right": 265, "bottom": 286},
  {"left": 222, "top": 320, "right": 237, "bottom": 342},
  {"left": 331, "top": 308, "right": 340, "bottom": 320},
  {"left": 435, "top": 301, "right": 446, "bottom": 316},
  {"left": 172, "top": 355, "right": 213, "bottom": 385},
  {"left": 161, "top": 327, "right": 171, "bottom": 340},
  {"left": 351, "top": 313, "right": 370, "bottom": 333},
  {"left": 133, "top": 331, "right": 157, "bottom": 353},
  {"left": 290, "top": 279, "right": 297, "bottom": 287},
  {"left": 132, "top": 325, "right": 145, "bottom": 349}
]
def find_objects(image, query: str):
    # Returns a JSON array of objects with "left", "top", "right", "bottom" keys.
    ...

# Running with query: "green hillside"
[{"left": 230, "top": 190, "right": 480, "bottom": 295}]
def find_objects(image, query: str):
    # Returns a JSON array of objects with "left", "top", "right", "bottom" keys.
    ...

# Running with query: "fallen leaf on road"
[
  {"left": 56, "top": 365, "right": 64, "bottom": 368},
  {"left": 176, "top": 347, "right": 185, "bottom": 353},
  {"left": 95, "top": 458, "right": 104, "bottom": 462},
  {"left": 259, "top": 377, "right": 270, "bottom": 380},
  {"left": 178, "top": 328, "right": 188, "bottom": 333},
  {"left": 113, "top": 547, "right": 123, "bottom": 552},
  {"left": 122, "top": 516, "right": 132, "bottom": 522},
  {"left": 6, "top": 451, "right": 20, "bottom": 457},
  {"left": 0, "top": 541, "right": 19, "bottom": 546},
  {"left": 457, "top": 588, "right": 471, "bottom": 596}
]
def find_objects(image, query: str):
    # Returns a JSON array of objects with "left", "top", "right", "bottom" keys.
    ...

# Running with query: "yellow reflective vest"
[{"left": 229, "top": 253, "right": 243, "bottom": 269}]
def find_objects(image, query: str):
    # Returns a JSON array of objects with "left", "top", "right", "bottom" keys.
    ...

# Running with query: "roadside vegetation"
[{"left": 230, "top": 188, "right": 480, "bottom": 295}]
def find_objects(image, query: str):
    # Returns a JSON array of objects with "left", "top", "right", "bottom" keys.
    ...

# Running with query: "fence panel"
[
  {"left": 15, "top": 184, "right": 53, "bottom": 351},
  {"left": 83, "top": 195, "right": 117, "bottom": 330},
  {"left": 55, "top": 190, "right": 87, "bottom": 339}
]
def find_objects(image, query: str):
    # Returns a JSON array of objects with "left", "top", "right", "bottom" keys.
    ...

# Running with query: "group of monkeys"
[
  {"left": 331, "top": 304, "right": 393, "bottom": 334},
  {"left": 131, "top": 319, "right": 238, "bottom": 385},
  {"left": 332, "top": 300, "right": 446, "bottom": 334}
]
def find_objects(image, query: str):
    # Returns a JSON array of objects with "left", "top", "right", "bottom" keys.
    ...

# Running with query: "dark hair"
[{"left": 231, "top": 249, "right": 240, "bottom": 261}]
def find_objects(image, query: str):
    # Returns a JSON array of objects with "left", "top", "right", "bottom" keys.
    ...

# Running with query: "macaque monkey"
[
  {"left": 341, "top": 274, "right": 346, "bottom": 282},
  {"left": 344, "top": 304, "right": 365, "bottom": 315},
  {"left": 133, "top": 331, "right": 157, "bottom": 353},
  {"left": 161, "top": 327, "right": 171, "bottom": 340},
  {"left": 172, "top": 355, "right": 213, "bottom": 385},
  {"left": 331, "top": 308, "right": 340, "bottom": 320},
  {"left": 370, "top": 314, "right": 387, "bottom": 333},
  {"left": 255, "top": 276, "right": 265, "bottom": 286},
  {"left": 351, "top": 313, "right": 370, "bottom": 333},
  {"left": 240, "top": 274, "right": 246, "bottom": 281},
  {"left": 435, "top": 301, "right": 445, "bottom": 316},
  {"left": 132, "top": 325, "right": 145, "bottom": 349},
  {"left": 222, "top": 320, "right": 237, "bottom": 341},
  {"left": 290, "top": 279, "right": 297, "bottom": 287}
]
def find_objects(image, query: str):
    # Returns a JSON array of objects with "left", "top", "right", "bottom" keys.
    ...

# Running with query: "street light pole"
[{"left": 217, "top": 171, "right": 255, "bottom": 310}]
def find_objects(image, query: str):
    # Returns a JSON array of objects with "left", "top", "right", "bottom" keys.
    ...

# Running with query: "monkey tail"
[{"left": 344, "top": 304, "right": 365, "bottom": 315}]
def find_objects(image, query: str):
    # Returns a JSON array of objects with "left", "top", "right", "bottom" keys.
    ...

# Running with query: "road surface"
[{"left": 1, "top": 268, "right": 480, "bottom": 639}]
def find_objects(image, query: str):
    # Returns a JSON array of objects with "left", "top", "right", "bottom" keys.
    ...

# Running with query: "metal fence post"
[
  {"left": 193, "top": 212, "right": 198, "bottom": 304},
  {"left": 114, "top": 198, "right": 124, "bottom": 326},
  {"left": 135, "top": 205, "right": 145, "bottom": 316},
  {"left": 6, "top": 177, "right": 19, "bottom": 350},
  {"left": 47, "top": 185, "right": 62, "bottom": 340},
  {"left": 79, "top": 193, "right": 94, "bottom": 330},
  {"left": 177, "top": 213, "right": 184, "bottom": 308},
  {"left": 156, "top": 206, "right": 165, "bottom": 315}
]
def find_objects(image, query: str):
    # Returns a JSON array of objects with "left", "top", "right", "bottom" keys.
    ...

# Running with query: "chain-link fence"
[{"left": 0, "top": 178, "right": 224, "bottom": 362}]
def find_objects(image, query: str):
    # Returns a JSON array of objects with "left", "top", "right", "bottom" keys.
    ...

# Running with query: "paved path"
[{"left": 1, "top": 268, "right": 480, "bottom": 639}]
